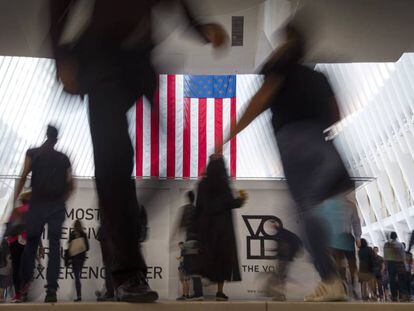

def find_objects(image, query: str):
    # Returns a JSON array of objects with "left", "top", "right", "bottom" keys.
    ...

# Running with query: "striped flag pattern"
[{"left": 136, "top": 74, "right": 237, "bottom": 179}]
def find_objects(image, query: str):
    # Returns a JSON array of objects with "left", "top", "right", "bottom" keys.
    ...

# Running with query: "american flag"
[{"left": 136, "top": 75, "right": 237, "bottom": 178}]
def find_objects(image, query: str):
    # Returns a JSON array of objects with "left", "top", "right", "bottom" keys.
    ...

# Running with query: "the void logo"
[{"left": 242, "top": 215, "right": 282, "bottom": 260}]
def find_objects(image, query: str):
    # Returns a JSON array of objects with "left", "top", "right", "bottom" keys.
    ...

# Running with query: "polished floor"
[{"left": 0, "top": 301, "right": 413, "bottom": 311}]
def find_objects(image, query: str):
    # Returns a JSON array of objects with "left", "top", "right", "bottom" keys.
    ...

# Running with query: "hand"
[
  {"left": 356, "top": 239, "right": 361, "bottom": 248},
  {"left": 56, "top": 58, "right": 80, "bottom": 95},
  {"left": 199, "top": 23, "right": 229, "bottom": 48},
  {"left": 239, "top": 190, "right": 248, "bottom": 201},
  {"left": 38, "top": 246, "right": 45, "bottom": 259}
]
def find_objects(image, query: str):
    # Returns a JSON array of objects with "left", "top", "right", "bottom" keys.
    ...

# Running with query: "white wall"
[{"left": 26, "top": 179, "right": 320, "bottom": 301}]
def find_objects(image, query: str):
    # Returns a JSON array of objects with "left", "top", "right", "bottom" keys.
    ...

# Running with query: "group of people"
[
  {"left": 3, "top": 0, "right": 413, "bottom": 304},
  {"left": 0, "top": 154, "right": 90, "bottom": 303},
  {"left": 357, "top": 232, "right": 413, "bottom": 302}
]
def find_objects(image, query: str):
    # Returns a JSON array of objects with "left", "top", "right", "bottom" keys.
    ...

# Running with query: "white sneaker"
[{"left": 304, "top": 279, "right": 348, "bottom": 302}]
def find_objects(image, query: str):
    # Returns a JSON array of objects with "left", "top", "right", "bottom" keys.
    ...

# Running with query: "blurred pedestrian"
[
  {"left": 402, "top": 242, "right": 413, "bottom": 301},
  {"left": 176, "top": 242, "right": 190, "bottom": 300},
  {"left": 0, "top": 239, "right": 13, "bottom": 302},
  {"left": 172, "top": 191, "right": 204, "bottom": 301},
  {"left": 196, "top": 156, "right": 246, "bottom": 301},
  {"left": 14, "top": 125, "right": 74, "bottom": 303},
  {"left": 50, "top": 0, "right": 228, "bottom": 302},
  {"left": 265, "top": 217, "right": 302, "bottom": 301},
  {"left": 384, "top": 232, "right": 408, "bottom": 301},
  {"left": 373, "top": 246, "right": 385, "bottom": 301},
  {"left": 224, "top": 24, "right": 352, "bottom": 302},
  {"left": 358, "top": 239, "right": 376, "bottom": 301},
  {"left": 68, "top": 220, "right": 89, "bottom": 302}
]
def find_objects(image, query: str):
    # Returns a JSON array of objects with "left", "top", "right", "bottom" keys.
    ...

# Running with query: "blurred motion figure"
[
  {"left": 49, "top": 0, "right": 228, "bottom": 303},
  {"left": 224, "top": 24, "right": 353, "bottom": 302}
]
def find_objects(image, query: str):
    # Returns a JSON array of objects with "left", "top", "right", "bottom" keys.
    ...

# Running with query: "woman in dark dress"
[{"left": 196, "top": 156, "right": 246, "bottom": 301}]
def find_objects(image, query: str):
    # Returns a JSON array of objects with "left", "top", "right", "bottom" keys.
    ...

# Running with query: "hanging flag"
[{"left": 136, "top": 75, "right": 237, "bottom": 179}]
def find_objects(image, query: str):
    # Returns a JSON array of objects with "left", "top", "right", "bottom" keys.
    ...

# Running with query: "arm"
[
  {"left": 222, "top": 74, "right": 283, "bottom": 149},
  {"left": 65, "top": 167, "right": 75, "bottom": 200},
  {"left": 351, "top": 202, "right": 362, "bottom": 246},
  {"left": 14, "top": 156, "right": 32, "bottom": 203},
  {"left": 49, "top": 0, "right": 73, "bottom": 62}
]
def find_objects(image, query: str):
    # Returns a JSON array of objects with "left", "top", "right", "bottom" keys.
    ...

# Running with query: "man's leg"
[
  {"left": 45, "top": 206, "right": 66, "bottom": 294},
  {"left": 88, "top": 82, "right": 156, "bottom": 301},
  {"left": 387, "top": 262, "right": 398, "bottom": 300},
  {"left": 20, "top": 207, "right": 45, "bottom": 295},
  {"left": 10, "top": 242, "right": 24, "bottom": 295},
  {"left": 332, "top": 250, "right": 346, "bottom": 280}
]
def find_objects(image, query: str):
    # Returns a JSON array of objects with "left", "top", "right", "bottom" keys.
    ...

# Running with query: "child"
[{"left": 0, "top": 238, "right": 13, "bottom": 302}]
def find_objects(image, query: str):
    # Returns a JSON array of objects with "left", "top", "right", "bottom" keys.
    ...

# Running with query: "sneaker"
[
  {"left": 176, "top": 295, "right": 187, "bottom": 301},
  {"left": 187, "top": 295, "right": 204, "bottom": 301},
  {"left": 304, "top": 279, "right": 348, "bottom": 302},
  {"left": 97, "top": 293, "right": 116, "bottom": 302},
  {"left": 74, "top": 297, "right": 82, "bottom": 302},
  {"left": 11, "top": 294, "right": 22, "bottom": 303},
  {"left": 44, "top": 290, "right": 57, "bottom": 303},
  {"left": 216, "top": 292, "right": 228, "bottom": 301},
  {"left": 115, "top": 275, "right": 158, "bottom": 303}
]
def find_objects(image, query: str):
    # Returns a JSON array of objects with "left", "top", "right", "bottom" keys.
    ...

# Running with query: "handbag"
[{"left": 68, "top": 237, "right": 87, "bottom": 257}]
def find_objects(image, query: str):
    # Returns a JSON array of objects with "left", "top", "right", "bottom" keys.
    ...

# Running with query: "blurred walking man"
[
  {"left": 49, "top": 0, "right": 228, "bottom": 302},
  {"left": 224, "top": 24, "right": 353, "bottom": 301}
]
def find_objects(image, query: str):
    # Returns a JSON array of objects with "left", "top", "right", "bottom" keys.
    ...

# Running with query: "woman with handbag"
[{"left": 67, "top": 220, "right": 89, "bottom": 302}]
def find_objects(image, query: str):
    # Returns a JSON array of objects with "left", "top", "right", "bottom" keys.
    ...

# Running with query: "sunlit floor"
[{"left": 0, "top": 301, "right": 413, "bottom": 311}]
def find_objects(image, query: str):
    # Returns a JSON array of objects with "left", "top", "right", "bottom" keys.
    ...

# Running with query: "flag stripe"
[
  {"left": 136, "top": 97, "right": 143, "bottom": 177},
  {"left": 223, "top": 99, "right": 231, "bottom": 173},
  {"left": 183, "top": 97, "right": 191, "bottom": 178},
  {"left": 159, "top": 75, "right": 168, "bottom": 178},
  {"left": 230, "top": 97, "right": 237, "bottom": 177},
  {"left": 143, "top": 97, "right": 151, "bottom": 176},
  {"left": 198, "top": 98, "right": 207, "bottom": 177},
  {"left": 167, "top": 75, "right": 176, "bottom": 178},
  {"left": 206, "top": 98, "right": 215, "bottom": 160},
  {"left": 214, "top": 98, "right": 223, "bottom": 154},
  {"left": 175, "top": 75, "right": 184, "bottom": 178},
  {"left": 151, "top": 87, "right": 159, "bottom": 177},
  {"left": 190, "top": 99, "right": 199, "bottom": 178}
]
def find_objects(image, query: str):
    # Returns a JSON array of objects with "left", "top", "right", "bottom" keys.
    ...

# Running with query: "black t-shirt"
[
  {"left": 27, "top": 147, "right": 71, "bottom": 202},
  {"left": 266, "top": 64, "right": 335, "bottom": 132}
]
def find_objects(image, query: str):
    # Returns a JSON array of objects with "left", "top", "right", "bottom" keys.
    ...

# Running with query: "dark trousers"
[
  {"left": 192, "top": 276, "right": 203, "bottom": 297},
  {"left": 72, "top": 258, "right": 85, "bottom": 298},
  {"left": 376, "top": 276, "right": 384, "bottom": 298},
  {"left": 88, "top": 81, "right": 146, "bottom": 286},
  {"left": 276, "top": 121, "right": 352, "bottom": 281},
  {"left": 9, "top": 242, "right": 25, "bottom": 294},
  {"left": 387, "top": 261, "right": 408, "bottom": 300},
  {"left": 21, "top": 201, "right": 65, "bottom": 292}
]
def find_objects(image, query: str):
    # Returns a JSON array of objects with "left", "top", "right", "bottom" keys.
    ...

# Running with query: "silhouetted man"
[
  {"left": 49, "top": 0, "right": 227, "bottom": 302},
  {"left": 14, "top": 125, "right": 74, "bottom": 303}
]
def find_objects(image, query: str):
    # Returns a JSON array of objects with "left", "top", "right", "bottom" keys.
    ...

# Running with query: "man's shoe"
[
  {"left": 304, "top": 278, "right": 348, "bottom": 302},
  {"left": 44, "top": 291, "right": 57, "bottom": 303},
  {"left": 97, "top": 293, "right": 116, "bottom": 302},
  {"left": 216, "top": 292, "right": 229, "bottom": 301},
  {"left": 187, "top": 295, "right": 204, "bottom": 301},
  {"left": 115, "top": 276, "right": 158, "bottom": 303}
]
